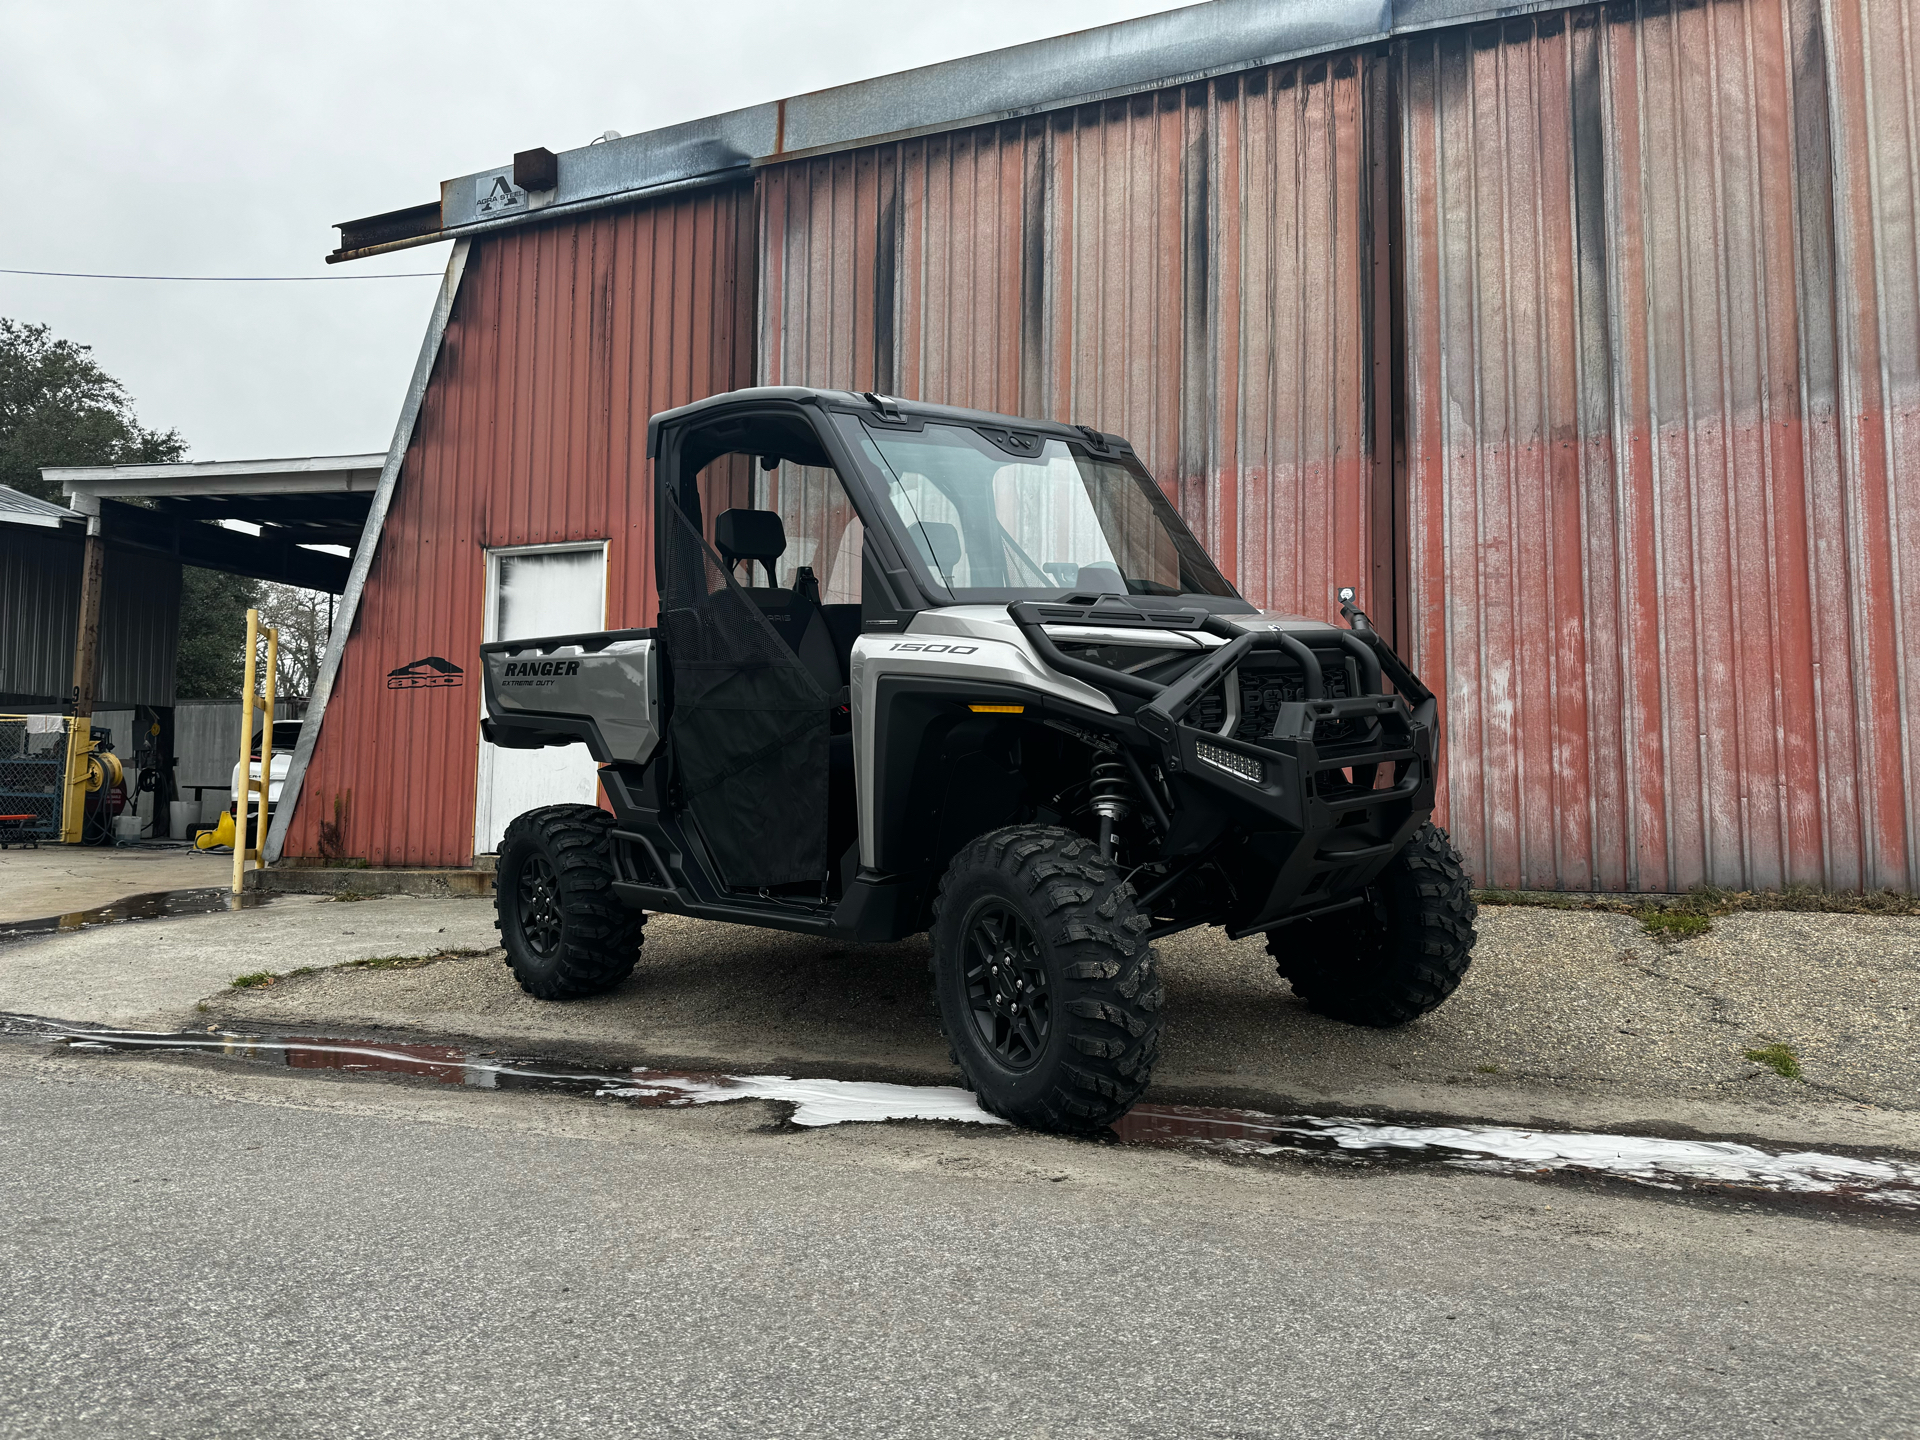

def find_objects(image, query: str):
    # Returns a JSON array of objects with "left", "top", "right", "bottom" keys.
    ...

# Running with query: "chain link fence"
[{"left": 0, "top": 715, "right": 71, "bottom": 845}]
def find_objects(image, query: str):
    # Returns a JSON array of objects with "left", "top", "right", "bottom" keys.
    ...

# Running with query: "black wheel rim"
[
  {"left": 518, "top": 855, "right": 563, "bottom": 957},
  {"left": 963, "top": 901, "right": 1050, "bottom": 1070}
]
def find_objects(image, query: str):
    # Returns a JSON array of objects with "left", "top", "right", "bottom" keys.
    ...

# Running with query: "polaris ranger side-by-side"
[{"left": 480, "top": 387, "right": 1477, "bottom": 1133}]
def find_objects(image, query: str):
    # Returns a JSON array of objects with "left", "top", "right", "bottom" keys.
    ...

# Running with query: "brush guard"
[{"left": 1011, "top": 598, "right": 1437, "bottom": 934}]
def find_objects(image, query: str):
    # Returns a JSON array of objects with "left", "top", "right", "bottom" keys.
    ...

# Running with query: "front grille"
[{"left": 1188, "top": 651, "right": 1362, "bottom": 743}]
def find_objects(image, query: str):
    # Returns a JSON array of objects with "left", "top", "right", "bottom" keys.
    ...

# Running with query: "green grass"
[
  {"left": 1477, "top": 888, "right": 1586, "bottom": 910},
  {"left": 343, "top": 949, "right": 484, "bottom": 971},
  {"left": 1637, "top": 908, "right": 1715, "bottom": 941},
  {"left": 229, "top": 951, "right": 479, "bottom": 988},
  {"left": 1745, "top": 1042, "right": 1804, "bottom": 1080},
  {"left": 1476, "top": 883, "right": 1916, "bottom": 917}
]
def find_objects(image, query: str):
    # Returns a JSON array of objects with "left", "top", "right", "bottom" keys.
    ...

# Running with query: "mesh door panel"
[{"left": 659, "top": 498, "right": 828, "bottom": 889}]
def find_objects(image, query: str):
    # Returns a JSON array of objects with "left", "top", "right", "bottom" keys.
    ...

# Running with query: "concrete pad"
[
  {"left": 177, "top": 900, "right": 1918, "bottom": 1150},
  {"left": 0, "top": 844, "right": 237, "bottom": 922},
  {"left": 0, "top": 894, "right": 500, "bottom": 1028}
]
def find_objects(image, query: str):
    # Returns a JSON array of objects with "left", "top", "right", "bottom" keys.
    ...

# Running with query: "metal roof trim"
[
  {"left": 45, "top": 454, "right": 387, "bottom": 490},
  {"left": 330, "top": 0, "right": 1589, "bottom": 262},
  {"left": 772, "top": 0, "right": 1386, "bottom": 156}
]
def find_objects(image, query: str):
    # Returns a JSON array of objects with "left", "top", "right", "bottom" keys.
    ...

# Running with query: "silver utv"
[{"left": 480, "top": 387, "right": 1476, "bottom": 1134}]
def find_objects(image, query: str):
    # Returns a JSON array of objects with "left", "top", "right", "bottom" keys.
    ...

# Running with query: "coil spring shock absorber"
[{"left": 1088, "top": 756, "right": 1139, "bottom": 861}]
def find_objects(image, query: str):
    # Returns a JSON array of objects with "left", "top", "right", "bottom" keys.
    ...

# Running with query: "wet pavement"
[
  {"left": 0, "top": 887, "right": 266, "bottom": 944},
  {"left": 6, "top": 1011, "right": 1912, "bottom": 1215},
  {"left": 0, "top": 844, "right": 235, "bottom": 923}
]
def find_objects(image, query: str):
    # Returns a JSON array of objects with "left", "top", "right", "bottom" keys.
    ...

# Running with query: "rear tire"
[
  {"left": 496, "top": 804, "right": 643, "bottom": 1000},
  {"left": 1267, "top": 821, "right": 1476, "bottom": 1027},
  {"left": 931, "top": 826, "right": 1162, "bottom": 1133}
]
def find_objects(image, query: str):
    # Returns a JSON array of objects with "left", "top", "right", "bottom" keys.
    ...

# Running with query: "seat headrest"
[{"left": 715, "top": 509, "right": 786, "bottom": 568}]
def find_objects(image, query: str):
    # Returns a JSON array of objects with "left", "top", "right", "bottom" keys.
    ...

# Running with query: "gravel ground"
[{"left": 195, "top": 899, "right": 1919, "bottom": 1148}]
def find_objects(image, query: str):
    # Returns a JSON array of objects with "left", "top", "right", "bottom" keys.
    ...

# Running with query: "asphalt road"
[{"left": 2, "top": 1046, "right": 1914, "bottom": 1439}]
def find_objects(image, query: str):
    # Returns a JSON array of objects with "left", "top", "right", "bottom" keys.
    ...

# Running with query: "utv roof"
[{"left": 645, "top": 387, "right": 1133, "bottom": 457}]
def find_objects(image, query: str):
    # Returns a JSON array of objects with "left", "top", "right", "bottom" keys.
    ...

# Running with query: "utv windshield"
[{"left": 845, "top": 419, "right": 1236, "bottom": 601}]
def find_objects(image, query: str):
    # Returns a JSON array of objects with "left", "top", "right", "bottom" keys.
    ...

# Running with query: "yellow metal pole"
[
  {"left": 60, "top": 717, "right": 89, "bottom": 844},
  {"left": 232, "top": 609, "right": 259, "bottom": 895},
  {"left": 253, "top": 626, "right": 279, "bottom": 872}
]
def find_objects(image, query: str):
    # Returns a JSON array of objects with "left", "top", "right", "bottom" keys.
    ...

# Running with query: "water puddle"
[
  {"left": 0, "top": 888, "right": 267, "bottom": 945},
  {"left": 8, "top": 1013, "right": 1914, "bottom": 1211}
]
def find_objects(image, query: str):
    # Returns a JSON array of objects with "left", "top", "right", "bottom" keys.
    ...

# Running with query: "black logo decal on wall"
[{"left": 387, "top": 656, "right": 465, "bottom": 690}]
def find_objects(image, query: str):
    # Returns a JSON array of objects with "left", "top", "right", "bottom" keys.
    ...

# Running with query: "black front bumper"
[
  {"left": 1011, "top": 599, "right": 1439, "bottom": 935},
  {"left": 1165, "top": 689, "right": 1436, "bottom": 934}
]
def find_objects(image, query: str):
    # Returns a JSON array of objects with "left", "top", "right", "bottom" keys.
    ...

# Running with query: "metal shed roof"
[
  {"left": 0, "top": 484, "right": 81, "bottom": 529},
  {"left": 330, "top": 0, "right": 1586, "bottom": 262}
]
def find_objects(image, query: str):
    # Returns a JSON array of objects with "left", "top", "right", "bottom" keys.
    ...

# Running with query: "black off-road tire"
[
  {"left": 1268, "top": 821, "right": 1477, "bottom": 1027},
  {"left": 496, "top": 804, "right": 644, "bottom": 1000},
  {"left": 930, "top": 826, "right": 1162, "bottom": 1133}
]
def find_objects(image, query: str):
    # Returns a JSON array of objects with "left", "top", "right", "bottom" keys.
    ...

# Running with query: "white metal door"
[{"left": 474, "top": 543, "right": 607, "bottom": 855}]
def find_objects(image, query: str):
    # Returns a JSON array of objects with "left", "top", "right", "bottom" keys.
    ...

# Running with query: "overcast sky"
[{"left": 2, "top": 0, "right": 1200, "bottom": 463}]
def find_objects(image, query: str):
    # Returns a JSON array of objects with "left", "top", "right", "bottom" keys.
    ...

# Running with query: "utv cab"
[{"left": 481, "top": 387, "right": 1476, "bottom": 1133}]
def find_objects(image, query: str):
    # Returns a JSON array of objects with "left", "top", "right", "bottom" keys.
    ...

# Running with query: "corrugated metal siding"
[
  {"left": 98, "top": 545, "right": 180, "bottom": 707},
  {"left": 0, "top": 530, "right": 74, "bottom": 703},
  {"left": 1399, "top": 0, "right": 1917, "bottom": 892},
  {"left": 759, "top": 57, "right": 1379, "bottom": 623},
  {"left": 175, "top": 697, "right": 301, "bottom": 791},
  {"left": 0, "top": 531, "right": 179, "bottom": 708},
  {"left": 284, "top": 187, "right": 755, "bottom": 866}
]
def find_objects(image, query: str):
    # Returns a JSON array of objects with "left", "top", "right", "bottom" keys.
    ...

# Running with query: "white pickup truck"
[{"left": 230, "top": 719, "right": 303, "bottom": 813}]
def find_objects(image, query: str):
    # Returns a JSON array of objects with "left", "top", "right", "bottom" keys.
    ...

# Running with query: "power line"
[{"left": 0, "top": 267, "right": 441, "bottom": 282}]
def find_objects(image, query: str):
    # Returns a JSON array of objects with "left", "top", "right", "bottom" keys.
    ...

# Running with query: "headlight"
[{"left": 1195, "top": 740, "right": 1262, "bottom": 784}]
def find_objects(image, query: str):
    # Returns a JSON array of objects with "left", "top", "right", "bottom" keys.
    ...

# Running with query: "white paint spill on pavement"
[
  {"left": 599, "top": 1072, "right": 1009, "bottom": 1128},
  {"left": 1117, "top": 1104, "right": 1920, "bottom": 1206},
  {"left": 10, "top": 1014, "right": 1911, "bottom": 1207},
  {"left": 1308, "top": 1119, "right": 1914, "bottom": 1198}
]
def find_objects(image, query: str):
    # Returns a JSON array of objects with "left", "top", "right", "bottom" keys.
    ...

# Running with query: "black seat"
[{"left": 715, "top": 508, "right": 842, "bottom": 699}]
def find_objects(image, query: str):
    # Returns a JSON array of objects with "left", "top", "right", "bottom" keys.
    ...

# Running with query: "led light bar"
[
  {"left": 1195, "top": 740, "right": 1262, "bottom": 784},
  {"left": 968, "top": 703, "right": 1024, "bottom": 713}
]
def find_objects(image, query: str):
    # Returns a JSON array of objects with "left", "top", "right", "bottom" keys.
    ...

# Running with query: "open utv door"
[{"left": 654, "top": 459, "right": 830, "bottom": 893}]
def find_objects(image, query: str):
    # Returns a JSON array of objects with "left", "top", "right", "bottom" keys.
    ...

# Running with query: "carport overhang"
[
  {"left": 35, "top": 453, "right": 386, "bottom": 842},
  {"left": 44, "top": 454, "right": 388, "bottom": 595}
]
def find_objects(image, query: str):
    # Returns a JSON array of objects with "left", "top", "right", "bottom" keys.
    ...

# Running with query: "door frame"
[{"left": 472, "top": 539, "right": 609, "bottom": 857}]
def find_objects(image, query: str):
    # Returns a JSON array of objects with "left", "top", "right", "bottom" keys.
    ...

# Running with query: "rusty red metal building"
[{"left": 273, "top": 0, "right": 1916, "bottom": 894}]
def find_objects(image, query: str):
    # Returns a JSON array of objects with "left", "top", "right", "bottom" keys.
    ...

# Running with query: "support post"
[
  {"left": 252, "top": 626, "right": 278, "bottom": 873},
  {"left": 232, "top": 609, "right": 260, "bottom": 894},
  {"left": 61, "top": 517, "right": 106, "bottom": 843}
]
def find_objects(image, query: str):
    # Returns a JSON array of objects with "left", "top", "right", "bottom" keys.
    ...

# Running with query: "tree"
[
  {"left": 0, "top": 318, "right": 184, "bottom": 502},
  {"left": 174, "top": 567, "right": 260, "bottom": 698},
  {"left": 254, "top": 581, "right": 331, "bottom": 699},
  {"left": 0, "top": 316, "right": 279, "bottom": 699}
]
